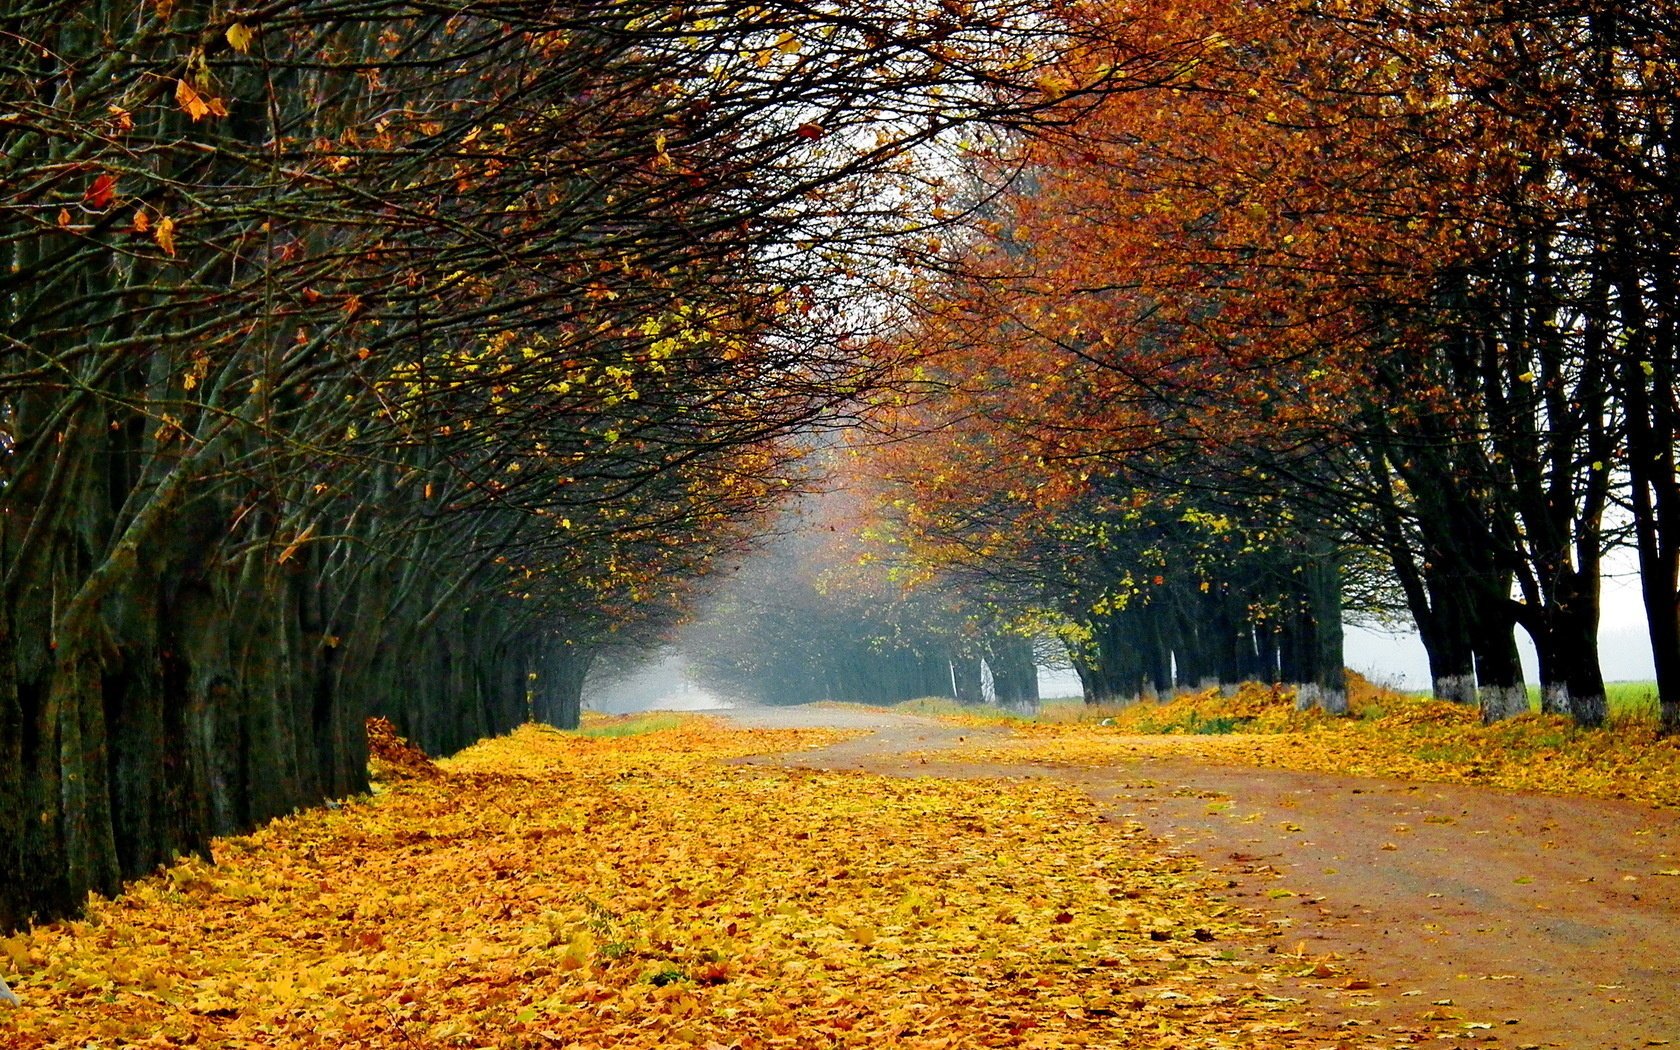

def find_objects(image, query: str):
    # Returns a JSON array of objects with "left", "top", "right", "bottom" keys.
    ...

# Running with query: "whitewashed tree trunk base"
[
  {"left": 1480, "top": 684, "right": 1529, "bottom": 722},
  {"left": 1294, "top": 683, "right": 1350, "bottom": 715},
  {"left": 1435, "top": 674, "right": 1478, "bottom": 705}
]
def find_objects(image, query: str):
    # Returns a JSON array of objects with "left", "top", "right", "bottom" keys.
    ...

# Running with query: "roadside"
[{"left": 716, "top": 704, "right": 1680, "bottom": 1049}]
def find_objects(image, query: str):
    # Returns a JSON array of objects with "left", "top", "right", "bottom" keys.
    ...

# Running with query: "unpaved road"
[{"left": 707, "top": 704, "right": 1680, "bottom": 1049}]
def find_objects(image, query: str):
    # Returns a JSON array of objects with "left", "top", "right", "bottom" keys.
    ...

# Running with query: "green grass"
[
  {"left": 891, "top": 697, "right": 1035, "bottom": 721},
  {"left": 1412, "top": 742, "right": 1476, "bottom": 764},
  {"left": 1522, "top": 681, "right": 1659, "bottom": 720},
  {"left": 575, "top": 713, "right": 685, "bottom": 738},
  {"left": 1606, "top": 682, "right": 1659, "bottom": 719},
  {"left": 898, "top": 682, "right": 1665, "bottom": 730},
  {"left": 1118, "top": 711, "right": 1253, "bottom": 736},
  {"left": 1183, "top": 713, "right": 1248, "bottom": 735}
]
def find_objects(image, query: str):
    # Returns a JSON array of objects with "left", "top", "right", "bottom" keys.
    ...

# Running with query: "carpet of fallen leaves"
[
  {"left": 939, "top": 685, "right": 1680, "bottom": 809},
  {"left": 0, "top": 716, "right": 1424, "bottom": 1050}
]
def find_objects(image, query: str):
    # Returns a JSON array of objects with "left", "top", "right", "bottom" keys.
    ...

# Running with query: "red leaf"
[
  {"left": 84, "top": 174, "right": 117, "bottom": 210},
  {"left": 795, "top": 122, "right": 825, "bottom": 140}
]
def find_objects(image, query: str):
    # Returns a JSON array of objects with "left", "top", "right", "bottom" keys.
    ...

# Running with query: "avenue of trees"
[
  {"left": 0, "top": 0, "right": 1115, "bottom": 929},
  {"left": 682, "top": 491, "right": 1043, "bottom": 708},
  {"left": 5, "top": 0, "right": 1678, "bottom": 931}
]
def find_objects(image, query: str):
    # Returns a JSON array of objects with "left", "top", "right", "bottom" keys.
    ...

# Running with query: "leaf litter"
[
  {"left": 930, "top": 683, "right": 1680, "bottom": 809},
  {"left": 0, "top": 717, "right": 1437, "bottom": 1049}
]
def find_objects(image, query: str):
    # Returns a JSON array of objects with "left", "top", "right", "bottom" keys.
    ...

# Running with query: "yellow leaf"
[
  {"left": 155, "top": 215, "right": 177, "bottom": 256},
  {"left": 226, "top": 22, "right": 255, "bottom": 53}
]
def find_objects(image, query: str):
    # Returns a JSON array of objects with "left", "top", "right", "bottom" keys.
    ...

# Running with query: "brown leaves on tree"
[
  {"left": 174, "top": 79, "right": 226, "bottom": 121},
  {"left": 225, "top": 22, "right": 255, "bottom": 53},
  {"left": 153, "top": 214, "right": 176, "bottom": 256}
]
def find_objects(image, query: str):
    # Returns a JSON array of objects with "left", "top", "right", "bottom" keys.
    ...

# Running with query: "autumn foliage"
[
  {"left": 854, "top": 0, "right": 1680, "bottom": 733},
  {"left": 935, "top": 682, "right": 1680, "bottom": 810}
]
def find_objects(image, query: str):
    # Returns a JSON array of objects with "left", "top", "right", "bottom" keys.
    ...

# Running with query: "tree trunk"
[
  {"left": 534, "top": 644, "right": 595, "bottom": 731},
  {"left": 1290, "top": 554, "right": 1348, "bottom": 715},
  {"left": 1420, "top": 572, "right": 1479, "bottom": 704},
  {"left": 985, "top": 634, "right": 1039, "bottom": 709},
  {"left": 950, "top": 653, "right": 984, "bottom": 704},
  {"left": 1472, "top": 603, "right": 1529, "bottom": 722}
]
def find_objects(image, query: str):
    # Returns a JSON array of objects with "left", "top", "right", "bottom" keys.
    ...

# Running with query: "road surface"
[{"left": 702, "top": 704, "right": 1680, "bottom": 1049}]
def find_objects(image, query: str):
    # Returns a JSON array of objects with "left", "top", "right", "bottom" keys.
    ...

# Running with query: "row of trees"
[
  {"left": 852, "top": 425, "right": 1350, "bottom": 709},
  {"left": 853, "top": 0, "right": 1679, "bottom": 730},
  {"left": 10, "top": 0, "right": 1673, "bottom": 933},
  {"left": 0, "top": 0, "right": 1098, "bottom": 929}
]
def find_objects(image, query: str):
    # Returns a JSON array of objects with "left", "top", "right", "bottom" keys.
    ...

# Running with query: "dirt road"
[{"left": 707, "top": 704, "right": 1680, "bottom": 1049}]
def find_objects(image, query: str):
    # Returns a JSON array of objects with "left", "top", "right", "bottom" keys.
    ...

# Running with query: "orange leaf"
[
  {"left": 132, "top": 208, "right": 150, "bottom": 233},
  {"left": 176, "top": 79, "right": 210, "bottom": 122},
  {"left": 277, "top": 524, "right": 316, "bottom": 565}
]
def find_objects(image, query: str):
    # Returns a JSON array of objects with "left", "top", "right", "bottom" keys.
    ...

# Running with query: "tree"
[
  {"left": 859, "top": 0, "right": 1677, "bottom": 728},
  {"left": 0, "top": 0, "right": 1088, "bottom": 929}
]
